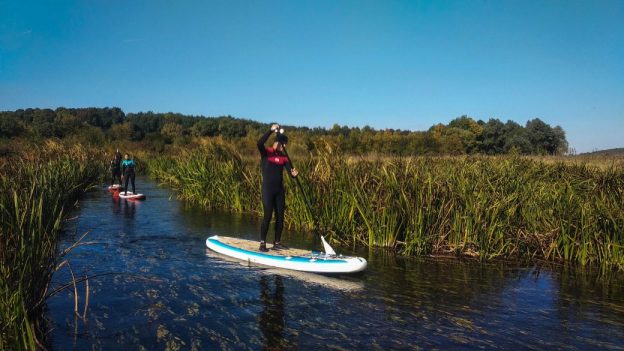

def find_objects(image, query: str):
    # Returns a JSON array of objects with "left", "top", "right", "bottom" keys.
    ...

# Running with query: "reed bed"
[
  {"left": 147, "top": 141, "right": 624, "bottom": 270},
  {"left": 0, "top": 140, "right": 104, "bottom": 349}
]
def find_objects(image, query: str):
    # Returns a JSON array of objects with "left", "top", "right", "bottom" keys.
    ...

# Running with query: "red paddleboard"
[{"left": 108, "top": 184, "right": 123, "bottom": 191}]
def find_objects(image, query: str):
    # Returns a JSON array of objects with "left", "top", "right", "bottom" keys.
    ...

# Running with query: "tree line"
[{"left": 0, "top": 107, "right": 569, "bottom": 155}]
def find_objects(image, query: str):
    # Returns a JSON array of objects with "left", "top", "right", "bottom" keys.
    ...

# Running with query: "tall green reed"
[
  {"left": 146, "top": 141, "right": 624, "bottom": 270},
  {"left": 0, "top": 141, "right": 104, "bottom": 349}
]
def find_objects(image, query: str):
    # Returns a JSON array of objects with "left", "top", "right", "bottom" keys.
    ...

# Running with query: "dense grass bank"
[
  {"left": 0, "top": 141, "right": 104, "bottom": 349},
  {"left": 147, "top": 142, "right": 624, "bottom": 270}
]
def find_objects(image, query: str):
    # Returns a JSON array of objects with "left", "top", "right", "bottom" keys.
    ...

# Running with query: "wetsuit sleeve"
[
  {"left": 122, "top": 160, "right": 126, "bottom": 173},
  {"left": 257, "top": 130, "right": 272, "bottom": 157}
]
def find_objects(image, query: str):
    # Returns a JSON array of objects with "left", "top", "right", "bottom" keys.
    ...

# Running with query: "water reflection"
[
  {"left": 259, "top": 275, "right": 290, "bottom": 350},
  {"left": 122, "top": 200, "right": 136, "bottom": 218},
  {"left": 111, "top": 192, "right": 139, "bottom": 219},
  {"left": 111, "top": 195, "right": 121, "bottom": 216}
]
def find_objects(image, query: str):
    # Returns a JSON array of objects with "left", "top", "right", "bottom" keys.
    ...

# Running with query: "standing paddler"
[
  {"left": 121, "top": 153, "right": 137, "bottom": 196},
  {"left": 257, "top": 123, "right": 299, "bottom": 252},
  {"left": 110, "top": 149, "right": 122, "bottom": 186}
]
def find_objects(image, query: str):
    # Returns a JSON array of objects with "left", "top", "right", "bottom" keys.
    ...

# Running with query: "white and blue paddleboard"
[
  {"left": 115, "top": 191, "right": 146, "bottom": 200},
  {"left": 205, "top": 235, "right": 367, "bottom": 274}
]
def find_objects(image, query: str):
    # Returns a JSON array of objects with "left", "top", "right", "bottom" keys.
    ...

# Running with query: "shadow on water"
[{"left": 46, "top": 177, "right": 624, "bottom": 350}]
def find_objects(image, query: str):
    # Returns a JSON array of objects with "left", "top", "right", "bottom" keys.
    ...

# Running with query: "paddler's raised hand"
[{"left": 290, "top": 168, "right": 298, "bottom": 177}]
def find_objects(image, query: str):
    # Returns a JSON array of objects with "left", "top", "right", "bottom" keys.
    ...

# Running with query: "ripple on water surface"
[{"left": 47, "top": 177, "right": 624, "bottom": 350}]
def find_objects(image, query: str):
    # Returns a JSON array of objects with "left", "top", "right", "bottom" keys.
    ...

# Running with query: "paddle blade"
[{"left": 321, "top": 235, "right": 336, "bottom": 256}]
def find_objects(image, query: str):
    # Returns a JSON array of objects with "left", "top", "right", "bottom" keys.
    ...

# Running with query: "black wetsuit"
[
  {"left": 122, "top": 159, "right": 136, "bottom": 194},
  {"left": 257, "top": 130, "right": 293, "bottom": 243},
  {"left": 110, "top": 153, "right": 122, "bottom": 185}
]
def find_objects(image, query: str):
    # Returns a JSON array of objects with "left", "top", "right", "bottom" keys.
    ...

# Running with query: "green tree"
[
  {"left": 161, "top": 122, "right": 184, "bottom": 143},
  {"left": 478, "top": 119, "right": 505, "bottom": 154},
  {"left": 448, "top": 115, "right": 483, "bottom": 136},
  {"left": 525, "top": 118, "right": 564, "bottom": 155},
  {"left": 0, "top": 115, "right": 24, "bottom": 138},
  {"left": 218, "top": 119, "right": 246, "bottom": 138},
  {"left": 191, "top": 119, "right": 219, "bottom": 137},
  {"left": 129, "top": 123, "right": 145, "bottom": 141},
  {"left": 552, "top": 126, "right": 568, "bottom": 155},
  {"left": 503, "top": 121, "right": 532, "bottom": 154}
]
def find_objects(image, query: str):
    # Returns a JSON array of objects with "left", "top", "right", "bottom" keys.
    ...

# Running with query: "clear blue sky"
[{"left": 1, "top": 0, "right": 622, "bottom": 152}]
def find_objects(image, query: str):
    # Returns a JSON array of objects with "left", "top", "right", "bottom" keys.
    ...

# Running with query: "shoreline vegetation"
[
  {"left": 0, "top": 141, "right": 104, "bottom": 349},
  {"left": 0, "top": 107, "right": 622, "bottom": 348},
  {"left": 147, "top": 141, "right": 624, "bottom": 270}
]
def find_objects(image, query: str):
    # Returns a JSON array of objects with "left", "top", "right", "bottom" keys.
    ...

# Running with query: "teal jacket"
[{"left": 121, "top": 159, "right": 136, "bottom": 173}]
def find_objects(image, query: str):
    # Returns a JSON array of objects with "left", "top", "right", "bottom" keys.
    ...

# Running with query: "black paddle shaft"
[{"left": 277, "top": 138, "right": 320, "bottom": 236}]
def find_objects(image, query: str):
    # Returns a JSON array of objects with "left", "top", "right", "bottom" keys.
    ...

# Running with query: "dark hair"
[{"left": 276, "top": 133, "right": 288, "bottom": 144}]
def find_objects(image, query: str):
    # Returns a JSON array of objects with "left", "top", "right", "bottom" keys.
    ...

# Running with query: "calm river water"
[{"left": 47, "top": 177, "right": 624, "bottom": 350}]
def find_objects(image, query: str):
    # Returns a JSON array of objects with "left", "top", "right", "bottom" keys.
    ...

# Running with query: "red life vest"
[{"left": 266, "top": 147, "right": 289, "bottom": 165}]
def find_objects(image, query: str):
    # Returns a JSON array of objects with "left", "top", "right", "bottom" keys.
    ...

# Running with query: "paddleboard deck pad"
[
  {"left": 205, "top": 235, "right": 367, "bottom": 274},
  {"left": 116, "top": 191, "right": 146, "bottom": 200}
]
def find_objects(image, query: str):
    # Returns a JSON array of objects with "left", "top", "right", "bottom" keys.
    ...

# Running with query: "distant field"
[
  {"left": 580, "top": 148, "right": 624, "bottom": 156},
  {"left": 337, "top": 153, "right": 624, "bottom": 170},
  {"left": 542, "top": 152, "right": 624, "bottom": 169}
]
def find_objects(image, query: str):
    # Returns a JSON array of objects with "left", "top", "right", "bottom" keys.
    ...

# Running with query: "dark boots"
[
  {"left": 259, "top": 241, "right": 269, "bottom": 252},
  {"left": 272, "top": 242, "right": 288, "bottom": 250}
]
